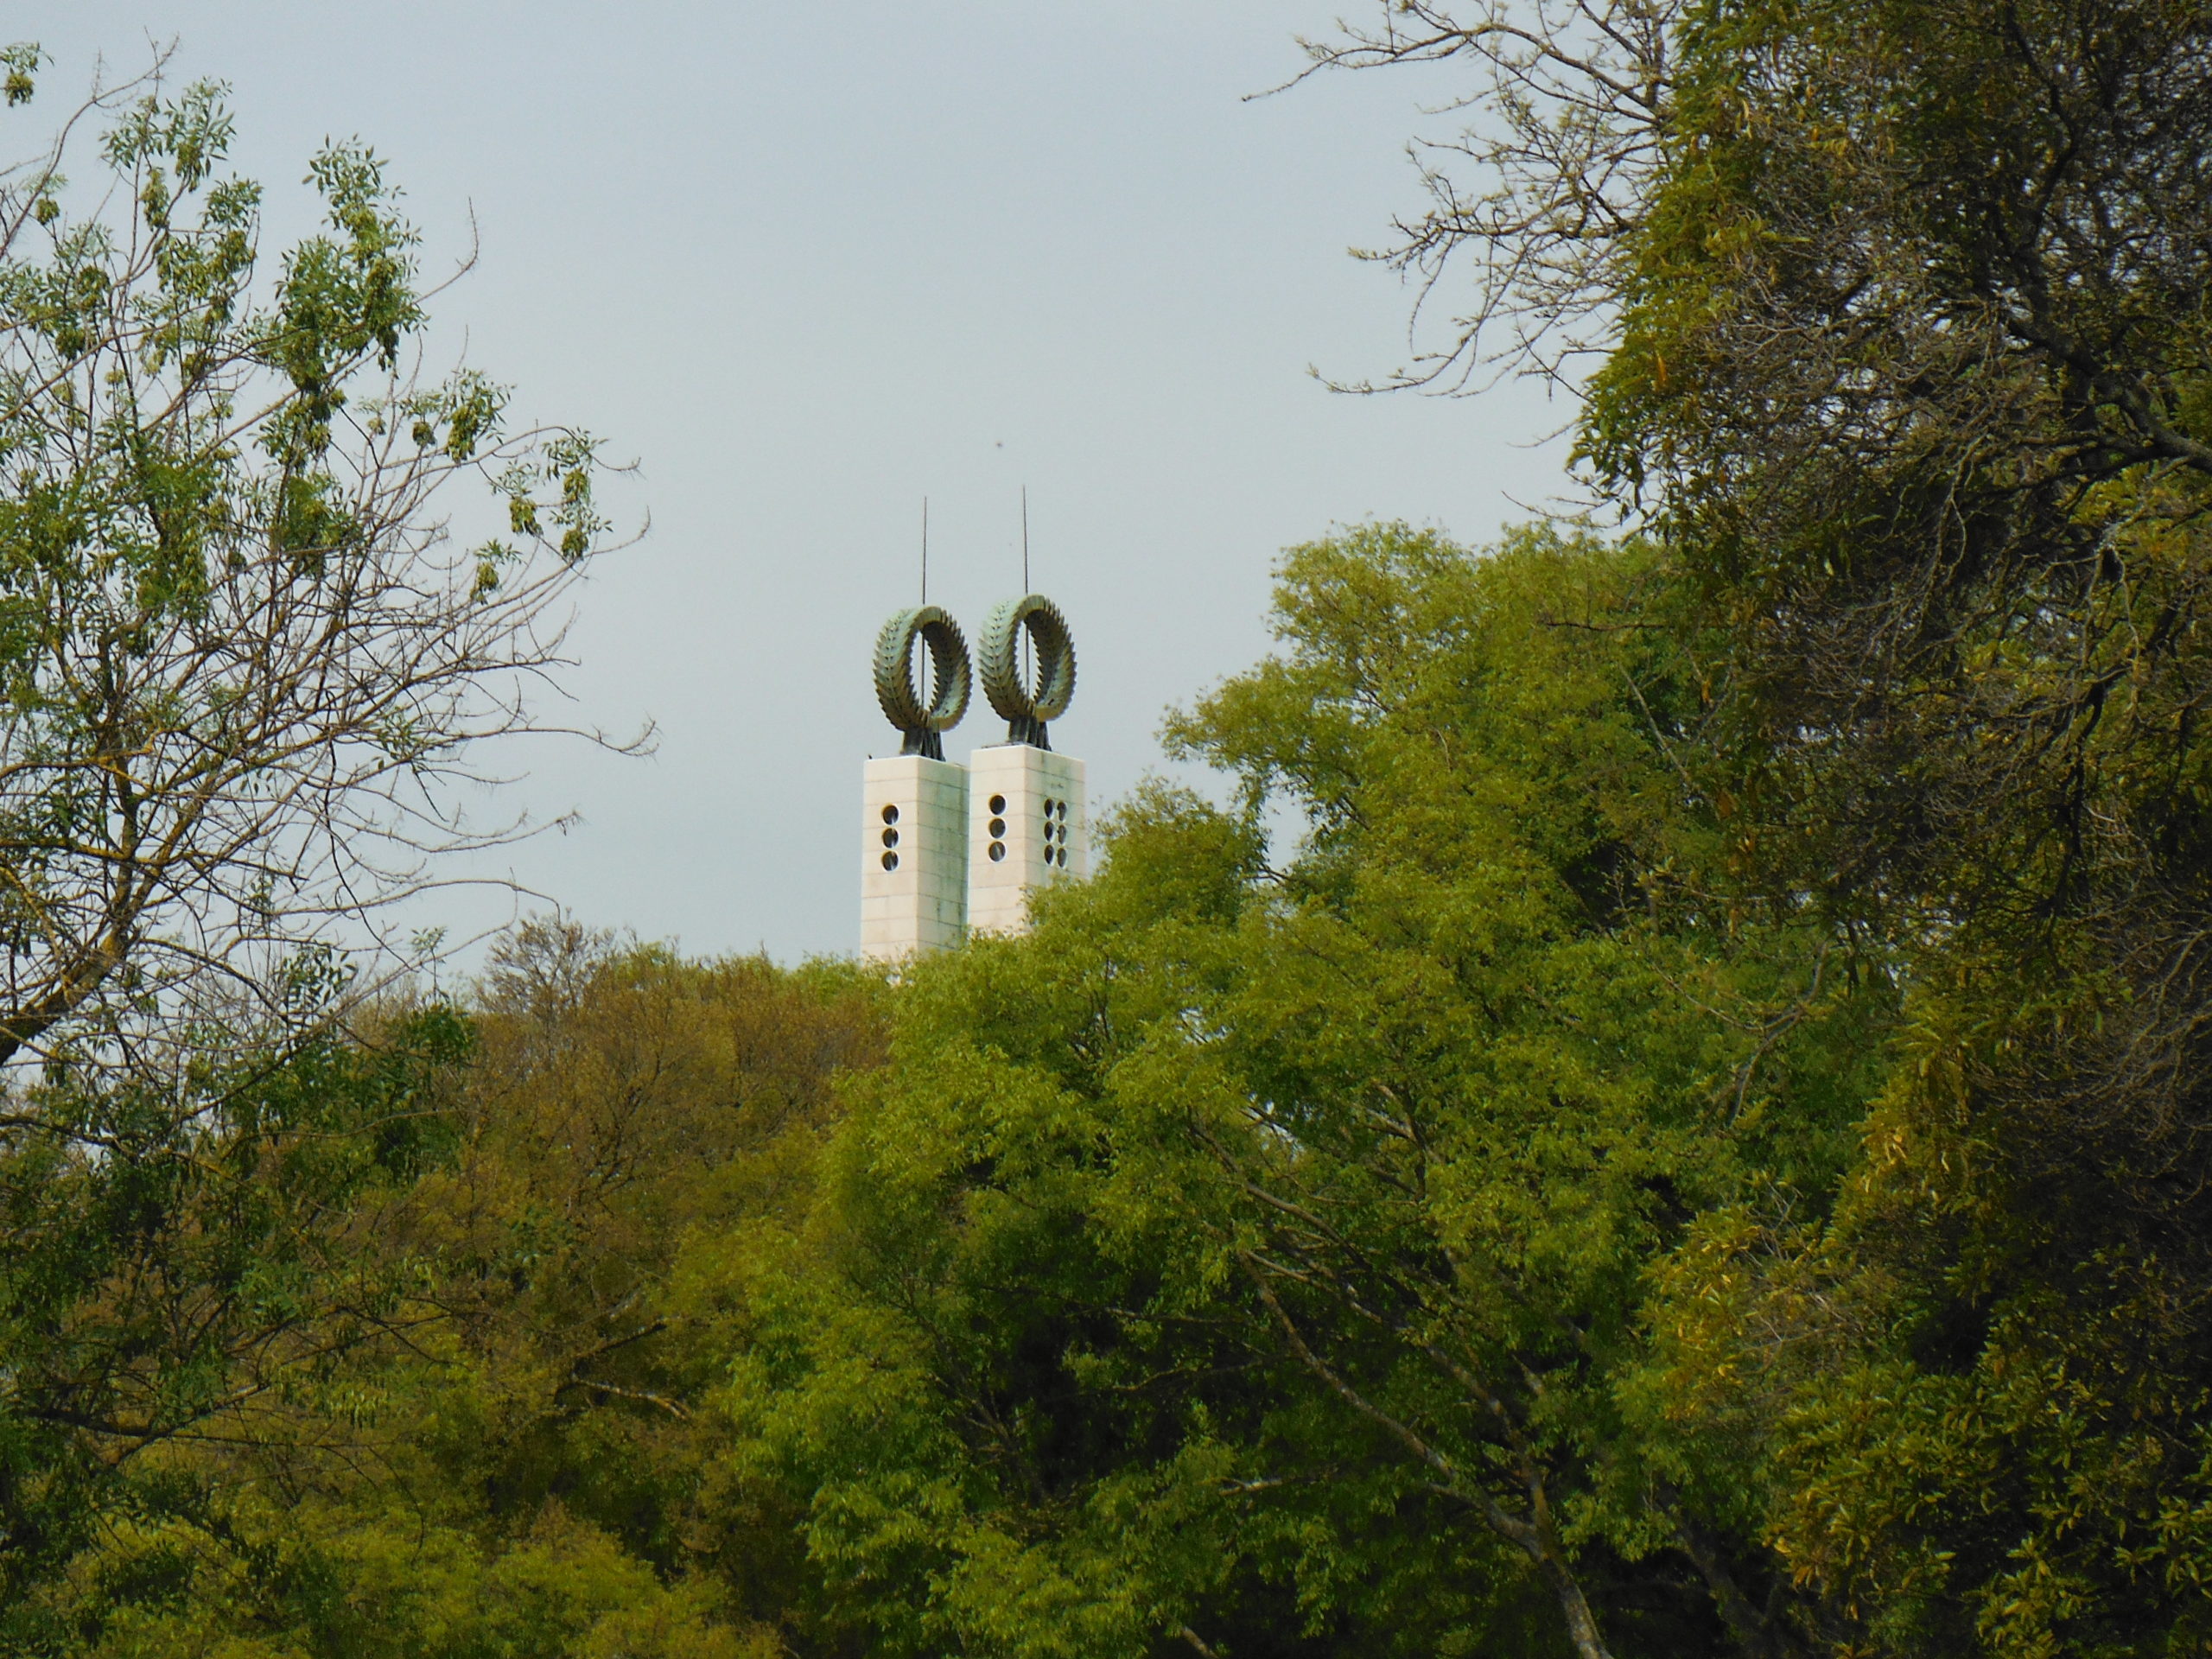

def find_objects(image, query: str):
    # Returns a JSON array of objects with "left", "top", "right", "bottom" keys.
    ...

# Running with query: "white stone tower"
[
  {"left": 967, "top": 745, "right": 1087, "bottom": 935},
  {"left": 861, "top": 755, "right": 969, "bottom": 960},
  {"left": 861, "top": 607, "right": 973, "bottom": 964},
  {"left": 967, "top": 594, "right": 1086, "bottom": 937}
]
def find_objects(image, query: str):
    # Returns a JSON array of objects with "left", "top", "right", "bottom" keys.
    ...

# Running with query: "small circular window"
[
  {"left": 988, "top": 794, "right": 1007, "bottom": 815},
  {"left": 880, "top": 804, "right": 899, "bottom": 824},
  {"left": 988, "top": 817, "right": 1007, "bottom": 837},
  {"left": 881, "top": 828, "right": 899, "bottom": 848},
  {"left": 988, "top": 841, "right": 1007, "bottom": 862},
  {"left": 880, "top": 850, "right": 899, "bottom": 871}
]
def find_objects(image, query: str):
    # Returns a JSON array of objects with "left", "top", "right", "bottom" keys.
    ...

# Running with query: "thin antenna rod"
[
  {"left": 920, "top": 496, "right": 929, "bottom": 604},
  {"left": 1019, "top": 486, "right": 1032, "bottom": 696}
]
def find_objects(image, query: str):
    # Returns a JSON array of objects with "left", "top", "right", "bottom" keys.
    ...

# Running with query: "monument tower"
[
  {"left": 860, "top": 606, "right": 971, "bottom": 963},
  {"left": 967, "top": 594, "right": 1087, "bottom": 936},
  {"left": 860, "top": 586, "right": 1085, "bottom": 960}
]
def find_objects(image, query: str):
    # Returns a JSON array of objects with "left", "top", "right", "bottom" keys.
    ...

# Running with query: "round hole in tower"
[
  {"left": 988, "top": 794, "right": 1007, "bottom": 815},
  {"left": 881, "top": 828, "right": 899, "bottom": 848},
  {"left": 988, "top": 817, "right": 1006, "bottom": 837},
  {"left": 880, "top": 804, "right": 899, "bottom": 824},
  {"left": 1056, "top": 800, "right": 1068, "bottom": 819},
  {"left": 880, "top": 851, "right": 899, "bottom": 872},
  {"left": 988, "top": 841, "right": 1007, "bottom": 862}
]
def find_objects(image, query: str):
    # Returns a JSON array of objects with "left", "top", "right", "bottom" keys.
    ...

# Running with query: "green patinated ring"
[
  {"left": 979, "top": 594, "right": 1077, "bottom": 724},
  {"left": 874, "top": 606, "right": 971, "bottom": 734}
]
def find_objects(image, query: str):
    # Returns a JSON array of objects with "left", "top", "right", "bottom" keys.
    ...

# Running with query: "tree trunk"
[{"left": 1535, "top": 1550, "right": 1616, "bottom": 1659}]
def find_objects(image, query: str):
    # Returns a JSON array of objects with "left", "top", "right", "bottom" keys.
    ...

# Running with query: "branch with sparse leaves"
[{"left": 0, "top": 48, "right": 644, "bottom": 1074}]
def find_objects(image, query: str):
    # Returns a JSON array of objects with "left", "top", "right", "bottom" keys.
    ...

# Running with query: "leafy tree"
[
  {"left": 1313, "top": 1, "right": 2212, "bottom": 1650},
  {"left": 22, "top": 925, "right": 887, "bottom": 1659},
  {"left": 0, "top": 46, "right": 631, "bottom": 1645},
  {"left": 0, "top": 47, "right": 626, "bottom": 1069},
  {"left": 711, "top": 525, "right": 1880, "bottom": 1659},
  {"left": 0, "top": 966, "right": 470, "bottom": 1649}
]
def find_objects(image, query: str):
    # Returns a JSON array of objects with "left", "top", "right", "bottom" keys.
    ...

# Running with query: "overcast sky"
[{"left": 35, "top": 3, "right": 1571, "bottom": 963}]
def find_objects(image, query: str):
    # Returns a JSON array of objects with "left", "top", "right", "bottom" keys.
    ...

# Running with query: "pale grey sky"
[{"left": 35, "top": 3, "right": 1569, "bottom": 962}]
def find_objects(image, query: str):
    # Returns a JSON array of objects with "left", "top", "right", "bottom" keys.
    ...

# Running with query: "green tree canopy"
[
  {"left": 0, "top": 50, "right": 632, "bottom": 1646},
  {"left": 709, "top": 524, "right": 1880, "bottom": 1659},
  {"left": 15, "top": 927, "right": 887, "bottom": 1658},
  {"left": 1307, "top": 1, "right": 2212, "bottom": 1651}
]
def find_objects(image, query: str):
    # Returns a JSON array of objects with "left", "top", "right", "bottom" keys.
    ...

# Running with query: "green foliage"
[
  {"left": 1306, "top": 0, "right": 2212, "bottom": 1644},
  {"left": 0, "top": 57, "right": 645, "bottom": 1652},
  {"left": 709, "top": 524, "right": 1882, "bottom": 1659},
  {"left": 9, "top": 928, "right": 885, "bottom": 1657},
  {"left": 0, "top": 976, "right": 472, "bottom": 1650},
  {"left": 1561, "top": 1, "right": 2212, "bottom": 1650},
  {"left": 0, "top": 53, "right": 624, "bottom": 1076},
  {"left": 15, "top": 6, "right": 2212, "bottom": 1654},
  {"left": 33, "top": 512, "right": 2211, "bottom": 1657}
]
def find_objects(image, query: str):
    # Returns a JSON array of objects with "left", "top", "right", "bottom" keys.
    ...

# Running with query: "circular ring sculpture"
[
  {"left": 979, "top": 593, "right": 1077, "bottom": 748},
  {"left": 874, "top": 605, "right": 971, "bottom": 760}
]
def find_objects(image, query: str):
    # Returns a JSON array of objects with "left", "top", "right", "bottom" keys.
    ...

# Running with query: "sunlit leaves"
[
  {"left": 1, "top": 43, "right": 39, "bottom": 109},
  {"left": 715, "top": 525, "right": 1872, "bottom": 1659}
]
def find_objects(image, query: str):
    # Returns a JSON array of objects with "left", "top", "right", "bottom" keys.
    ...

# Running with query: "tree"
[
  {"left": 0, "top": 46, "right": 627, "bottom": 1071},
  {"left": 0, "top": 964, "right": 472, "bottom": 1647},
  {"left": 10, "top": 925, "right": 887, "bottom": 1657},
  {"left": 1309, "top": 0, "right": 2212, "bottom": 1033},
  {"left": 713, "top": 526, "right": 1879, "bottom": 1659},
  {"left": 1291, "top": 0, "right": 1676, "bottom": 397},
  {"left": 0, "top": 46, "right": 635, "bottom": 1641},
  {"left": 1312, "top": 3, "right": 2212, "bottom": 1651}
]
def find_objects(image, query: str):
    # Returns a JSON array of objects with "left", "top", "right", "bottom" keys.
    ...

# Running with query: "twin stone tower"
[{"left": 861, "top": 594, "right": 1086, "bottom": 962}]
